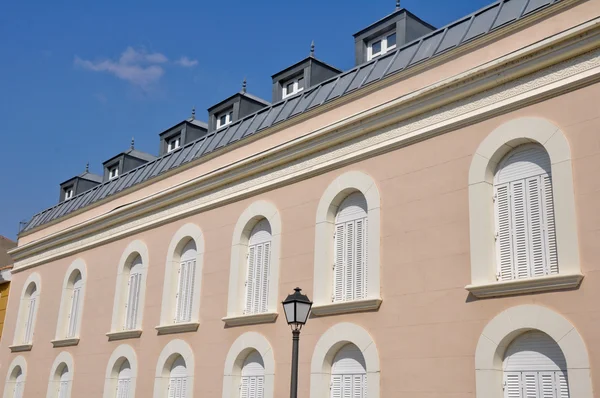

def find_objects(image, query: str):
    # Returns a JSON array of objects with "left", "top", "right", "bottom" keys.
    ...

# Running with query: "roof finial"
[
  {"left": 85, "top": 162, "right": 89, "bottom": 173},
  {"left": 130, "top": 137, "right": 135, "bottom": 150},
  {"left": 310, "top": 40, "right": 315, "bottom": 57},
  {"left": 191, "top": 106, "right": 196, "bottom": 120},
  {"left": 396, "top": 0, "right": 400, "bottom": 10},
  {"left": 242, "top": 77, "right": 247, "bottom": 93}
]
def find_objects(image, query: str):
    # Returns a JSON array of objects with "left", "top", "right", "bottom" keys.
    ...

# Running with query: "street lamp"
[{"left": 282, "top": 287, "right": 313, "bottom": 398}]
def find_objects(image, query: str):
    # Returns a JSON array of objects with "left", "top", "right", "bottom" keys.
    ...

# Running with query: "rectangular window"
[
  {"left": 282, "top": 75, "right": 304, "bottom": 99},
  {"left": 367, "top": 30, "right": 397, "bottom": 60},
  {"left": 64, "top": 188, "right": 74, "bottom": 200},
  {"left": 216, "top": 111, "right": 233, "bottom": 129},
  {"left": 109, "top": 166, "right": 119, "bottom": 180},
  {"left": 167, "top": 136, "right": 181, "bottom": 152}
]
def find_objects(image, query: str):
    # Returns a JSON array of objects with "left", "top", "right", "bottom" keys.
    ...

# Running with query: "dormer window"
[
  {"left": 216, "top": 110, "right": 233, "bottom": 129},
  {"left": 167, "top": 136, "right": 181, "bottom": 152},
  {"left": 64, "top": 187, "right": 74, "bottom": 200},
  {"left": 108, "top": 166, "right": 119, "bottom": 180},
  {"left": 368, "top": 31, "right": 397, "bottom": 60},
  {"left": 282, "top": 76, "right": 304, "bottom": 99}
]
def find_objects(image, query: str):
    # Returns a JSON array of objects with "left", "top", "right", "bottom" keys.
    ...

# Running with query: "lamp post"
[{"left": 282, "top": 287, "right": 313, "bottom": 398}]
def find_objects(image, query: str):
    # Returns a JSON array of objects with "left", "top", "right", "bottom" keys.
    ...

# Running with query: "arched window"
[
  {"left": 11, "top": 274, "right": 41, "bottom": 351},
  {"left": 334, "top": 192, "right": 368, "bottom": 302},
  {"left": 54, "top": 260, "right": 87, "bottom": 345},
  {"left": 494, "top": 145, "right": 558, "bottom": 281},
  {"left": 49, "top": 363, "right": 72, "bottom": 398},
  {"left": 7, "top": 366, "right": 24, "bottom": 398},
  {"left": 124, "top": 256, "right": 143, "bottom": 330},
  {"left": 503, "top": 331, "right": 569, "bottom": 397},
  {"left": 175, "top": 240, "right": 197, "bottom": 323},
  {"left": 168, "top": 356, "right": 187, "bottom": 398},
  {"left": 66, "top": 271, "right": 83, "bottom": 338},
  {"left": 330, "top": 344, "right": 366, "bottom": 398},
  {"left": 116, "top": 360, "right": 132, "bottom": 398},
  {"left": 240, "top": 351, "right": 265, "bottom": 398},
  {"left": 244, "top": 220, "right": 272, "bottom": 315}
]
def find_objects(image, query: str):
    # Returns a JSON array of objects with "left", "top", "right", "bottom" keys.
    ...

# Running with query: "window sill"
[
  {"left": 155, "top": 322, "right": 199, "bottom": 335},
  {"left": 222, "top": 312, "right": 278, "bottom": 327},
  {"left": 465, "top": 273, "right": 584, "bottom": 298},
  {"left": 106, "top": 329, "right": 143, "bottom": 341},
  {"left": 9, "top": 344, "right": 32, "bottom": 352},
  {"left": 51, "top": 338, "right": 80, "bottom": 348},
  {"left": 311, "top": 298, "right": 382, "bottom": 317}
]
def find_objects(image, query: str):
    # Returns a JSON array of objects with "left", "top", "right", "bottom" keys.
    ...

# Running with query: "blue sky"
[{"left": 0, "top": 0, "right": 492, "bottom": 240}]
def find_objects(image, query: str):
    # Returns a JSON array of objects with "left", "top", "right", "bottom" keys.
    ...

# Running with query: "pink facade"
[{"left": 3, "top": 1, "right": 600, "bottom": 397}]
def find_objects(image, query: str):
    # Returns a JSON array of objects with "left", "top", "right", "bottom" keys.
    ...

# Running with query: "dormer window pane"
[
  {"left": 65, "top": 188, "right": 73, "bottom": 200},
  {"left": 168, "top": 136, "right": 181, "bottom": 152},
  {"left": 282, "top": 75, "right": 305, "bottom": 99},
  {"left": 367, "top": 30, "right": 396, "bottom": 60},
  {"left": 217, "top": 111, "right": 233, "bottom": 129},
  {"left": 109, "top": 166, "right": 119, "bottom": 180}
]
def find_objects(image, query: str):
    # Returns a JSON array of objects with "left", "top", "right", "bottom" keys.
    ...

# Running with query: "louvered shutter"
[
  {"left": 511, "top": 180, "right": 530, "bottom": 280},
  {"left": 175, "top": 261, "right": 190, "bottom": 323},
  {"left": 504, "top": 372, "right": 521, "bottom": 398},
  {"left": 116, "top": 379, "right": 131, "bottom": 398},
  {"left": 253, "top": 245, "right": 263, "bottom": 312},
  {"left": 125, "top": 272, "right": 141, "bottom": 330},
  {"left": 260, "top": 243, "right": 270, "bottom": 313},
  {"left": 67, "top": 287, "right": 81, "bottom": 338},
  {"left": 331, "top": 375, "right": 342, "bottom": 398},
  {"left": 543, "top": 175, "right": 559, "bottom": 275},
  {"left": 24, "top": 295, "right": 36, "bottom": 343},
  {"left": 333, "top": 224, "right": 345, "bottom": 302},
  {"left": 13, "top": 381, "right": 24, "bottom": 398},
  {"left": 245, "top": 220, "right": 272, "bottom": 314},
  {"left": 256, "top": 376, "right": 264, "bottom": 398},
  {"left": 495, "top": 183, "right": 513, "bottom": 281},
  {"left": 245, "top": 246, "right": 256, "bottom": 314},
  {"left": 58, "top": 381, "right": 69, "bottom": 398},
  {"left": 355, "top": 219, "right": 366, "bottom": 300},
  {"left": 344, "top": 221, "right": 354, "bottom": 301},
  {"left": 184, "top": 259, "right": 196, "bottom": 322},
  {"left": 557, "top": 373, "right": 569, "bottom": 398}
]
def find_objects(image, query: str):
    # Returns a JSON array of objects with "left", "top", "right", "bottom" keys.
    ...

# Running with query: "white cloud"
[
  {"left": 175, "top": 56, "right": 198, "bottom": 68},
  {"left": 74, "top": 47, "right": 168, "bottom": 89}
]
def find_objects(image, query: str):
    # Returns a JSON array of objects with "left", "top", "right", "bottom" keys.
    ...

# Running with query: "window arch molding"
[
  {"left": 53, "top": 259, "right": 87, "bottom": 346},
  {"left": 313, "top": 171, "right": 381, "bottom": 315},
  {"left": 222, "top": 331, "right": 275, "bottom": 398},
  {"left": 157, "top": 223, "right": 205, "bottom": 333},
  {"left": 475, "top": 304, "right": 592, "bottom": 398},
  {"left": 10, "top": 272, "right": 41, "bottom": 351},
  {"left": 467, "top": 117, "right": 582, "bottom": 297},
  {"left": 3, "top": 356, "right": 27, "bottom": 398},
  {"left": 103, "top": 344, "right": 138, "bottom": 398},
  {"left": 46, "top": 351, "right": 74, "bottom": 398},
  {"left": 108, "top": 240, "right": 150, "bottom": 340},
  {"left": 153, "top": 339, "right": 194, "bottom": 398},
  {"left": 310, "top": 322, "right": 380, "bottom": 398},
  {"left": 224, "top": 200, "right": 281, "bottom": 326}
]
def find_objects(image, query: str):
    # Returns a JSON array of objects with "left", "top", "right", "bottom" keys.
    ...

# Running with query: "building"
[
  {"left": 0, "top": 237, "right": 16, "bottom": 341},
  {"left": 2, "top": 0, "right": 600, "bottom": 397}
]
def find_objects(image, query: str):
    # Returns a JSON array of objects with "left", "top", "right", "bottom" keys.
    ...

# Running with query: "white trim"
[
  {"left": 46, "top": 352, "right": 74, "bottom": 398},
  {"left": 50, "top": 338, "right": 79, "bottom": 348},
  {"left": 282, "top": 75, "right": 304, "bottom": 99},
  {"left": 168, "top": 136, "right": 181, "bottom": 153},
  {"left": 103, "top": 344, "right": 138, "bottom": 398},
  {"left": 155, "top": 322, "right": 199, "bottom": 335},
  {"left": 222, "top": 332, "right": 275, "bottom": 398},
  {"left": 153, "top": 339, "right": 194, "bottom": 398},
  {"left": 311, "top": 298, "right": 382, "bottom": 316},
  {"left": 108, "top": 166, "right": 119, "bottom": 180},
  {"left": 313, "top": 171, "right": 381, "bottom": 311},
  {"left": 221, "top": 312, "right": 278, "bottom": 327},
  {"left": 310, "top": 322, "right": 379, "bottom": 398},
  {"left": 11, "top": 273, "right": 41, "bottom": 348},
  {"left": 467, "top": 117, "right": 581, "bottom": 296},
  {"left": 475, "top": 305, "right": 593, "bottom": 398},
  {"left": 108, "top": 240, "right": 149, "bottom": 335},
  {"left": 157, "top": 223, "right": 204, "bottom": 329},
  {"left": 11, "top": 20, "right": 600, "bottom": 270},
  {"left": 466, "top": 273, "right": 583, "bottom": 298},
  {"left": 224, "top": 201, "right": 281, "bottom": 324},
  {"left": 217, "top": 110, "right": 233, "bottom": 129},
  {"left": 54, "top": 259, "right": 87, "bottom": 341},
  {"left": 367, "top": 30, "right": 396, "bottom": 60},
  {"left": 3, "top": 356, "right": 27, "bottom": 398},
  {"left": 64, "top": 189, "right": 73, "bottom": 200},
  {"left": 106, "top": 329, "right": 143, "bottom": 341}
]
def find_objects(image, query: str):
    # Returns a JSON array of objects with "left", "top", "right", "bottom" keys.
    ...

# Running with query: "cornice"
[
  {"left": 11, "top": 18, "right": 600, "bottom": 271},
  {"left": 466, "top": 273, "right": 584, "bottom": 298}
]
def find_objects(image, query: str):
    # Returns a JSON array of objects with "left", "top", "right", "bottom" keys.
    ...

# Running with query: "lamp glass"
[
  {"left": 283, "top": 302, "right": 296, "bottom": 324},
  {"left": 295, "top": 301, "right": 311, "bottom": 324}
]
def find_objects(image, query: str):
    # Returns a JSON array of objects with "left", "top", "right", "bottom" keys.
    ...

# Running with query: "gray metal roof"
[
  {"left": 77, "top": 171, "right": 103, "bottom": 183},
  {"left": 21, "top": 0, "right": 560, "bottom": 234}
]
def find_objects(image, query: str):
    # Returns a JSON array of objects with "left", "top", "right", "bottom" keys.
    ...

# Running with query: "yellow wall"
[{"left": 0, "top": 282, "right": 11, "bottom": 340}]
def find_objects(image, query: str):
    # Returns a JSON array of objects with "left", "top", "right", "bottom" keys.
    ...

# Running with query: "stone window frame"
[
  {"left": 222, "top": 201, "right": 281, "bottom": 327},
  {"left": 3, "top": 356, "right": 27, "bottom": 398},
  {"left": 156, "top": 223, "right": 205, "bottom": 335},
  {"left": 222, "top": 331, "right": 275, "bottom": 398},
  {"left": 475, "top": 304, "right": 592, "bottom": 397},
  {"left": 10, "top": 273, "right": 41, "bottom": 352},
  {"left": 52, "top": 259, "right": 87, "bottom": 347},
  {"left": 310, "top": 322, "right": 380, "bottom": 398},
  {"left": 46, "top": 351, "right": 74, "bottom": 398},
  {"left": 466, "top": 117, "right": 582, "bottom": 298},
  {"left": 153, "top": 339, "right": 195, "bottom": 398},
  {"left": 107, "top": 240, "right": 150, "bottom": 341},
  {"left": 312, "top": 171, "right": 382, "bottom": 316},
  {"left": 103, "top": 344, "right": 138, "bottom": 398}
]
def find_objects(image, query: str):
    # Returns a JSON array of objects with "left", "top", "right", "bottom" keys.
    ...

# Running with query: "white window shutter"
[
  {"left": 116, "top": 379, "right": 131, "bottom": 398},
  {"left": 510, "top": 180, "right": 530, "bottom": 280},
  {"left": 24, "top": 296, "right": 36, "bottom": 343},
  {"left": 558, "top": 372, "right": 569, "bottom": 398},
  {"left": 260, "top": 243, "right": 270, "bottom": 313},
  {"left": 13, "top": 381, "right": 24, "bottom": 398},
  {"left": 175, "top": 262, "right": 190, "bottom": 323},
  {"left": 355, "top": 219, "right": 366, "bottom": 300},
  {"left": 527, "top": 177, "right": 547, "bottom": 277},
  {"left": 542, "top": 175, "right": 559, "bottom": 275},
  {"left": 249, "top": 376, "right": 257, "bottom": 398},
  {"left": 495, "top": 183, "right": 513, "bottom": 281},
  {"left": 240, "top": 377, "right": 249, "bottom": 398},
  {"left": 67, "top": 288, "right": 81, "bottom": 338},
  {"left": 256, "top": 376, "right": 264, "bottom": 398},
  {"left": 344, "top": 220, "right": 354, "bottom": 301},
  {"left": 253, "top": 245, "right": 263, "bottom": 313},
  {"left": 58, "top": 381, "right": 69, "bottom": 398},
  {"left": 504, "top": 372, "right": 522, "bottom": 398},
  {"left": 333, "top": 224, "right": 345, "bottom": 302},
  {"left": 184, "top": 260, "right": 196, "bottom": 322},
  {"left": 245, "top": 246, "right": 256, "bottom": 314},
  {"left": 331, "top": 375, "right": 342, "bottom": 398},
  {"left": 125, "top": 273, "right": 141, "bottom": 330}
]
